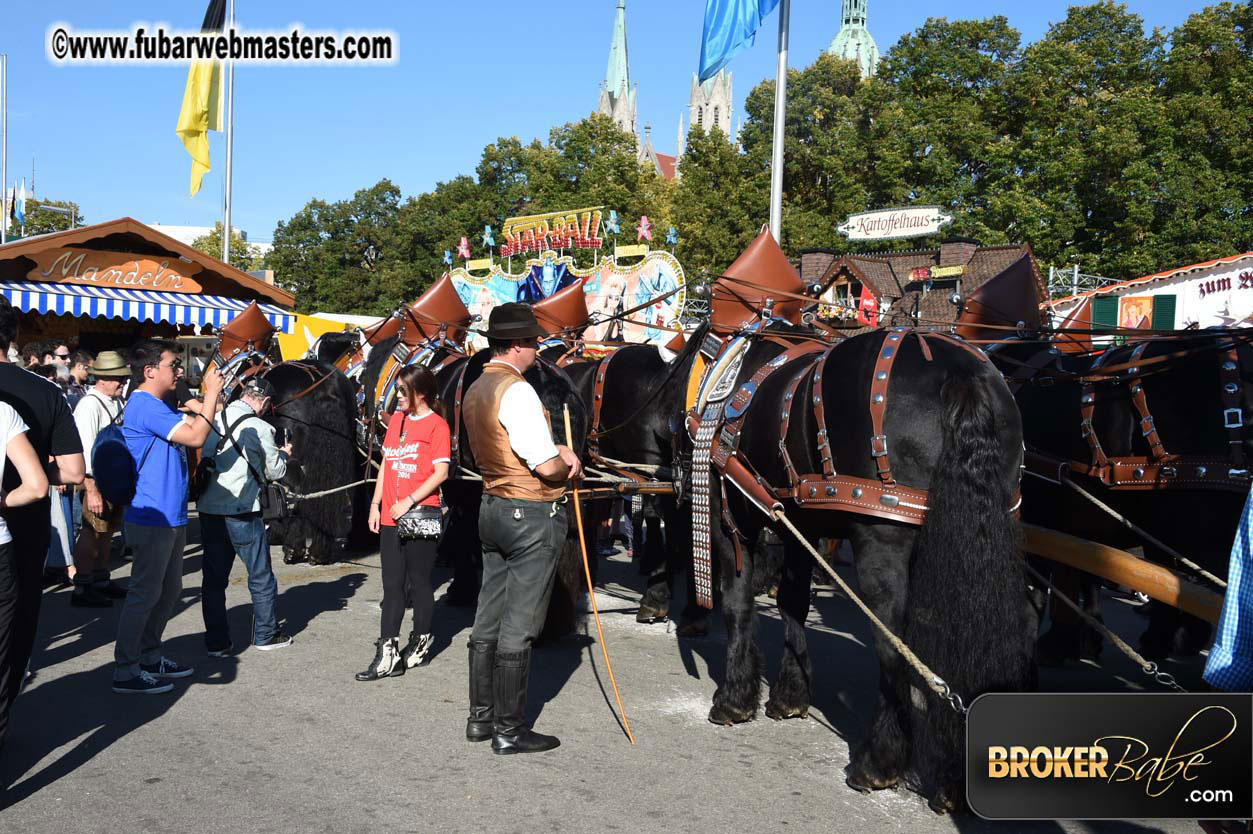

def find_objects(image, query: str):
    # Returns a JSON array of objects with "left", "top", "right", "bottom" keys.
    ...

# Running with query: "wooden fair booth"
[{"left": 0, "top": 217, "right": 293, "bottom": 352}]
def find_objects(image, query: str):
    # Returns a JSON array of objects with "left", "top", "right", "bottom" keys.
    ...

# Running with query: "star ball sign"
[
  {"left": 837, "top": 206, "right": 954, "bottom": 242},
  {"left": 500, "top": 207, "right": 605, "bottom": 258}
]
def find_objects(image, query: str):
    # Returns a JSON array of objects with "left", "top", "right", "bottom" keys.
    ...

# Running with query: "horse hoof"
[
  {"left": 676, "top": 621, "right": 708, "bottom": 639},
  {"left": 844, "top": 775, "right": 874, "bottom": 794},
  {"left": 635, "top": 605, "right": 668, "bottom": 624},
  {"left": 708, "top": 702, "right": 755, "bottom": 725},
  {"left": 283, "top": 551, "right": 307, "bottom": 565},
  {"left": 764, "top": 699, "right": 808, "bottom": 721},
  {"left": 928, "top": 788, "right": 958, "bottom": 815},
  {"left": 844, "top": 759, "right": 900, "bottom": 792}
]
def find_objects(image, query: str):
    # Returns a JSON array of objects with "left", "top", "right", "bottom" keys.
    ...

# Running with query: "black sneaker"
[
  {"left": 255, "top": 632, "right": 293, "bottom": 651},
  {"left": 113, "top": 671, "right": 174, "bottom": 695},
  {"left": 140, "top": 657, "right": 194, "bottom": 679},
  {"left": 206, "top": 642, "right": 236, "bottom": 658}
]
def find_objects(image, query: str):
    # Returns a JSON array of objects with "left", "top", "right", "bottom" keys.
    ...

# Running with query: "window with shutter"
[
  {"left": 1152, "top": 294, "right": 1176, "bottom": 330},
  {"left": 1092, "top": 296, "right": 1117, "bottom": 329}
]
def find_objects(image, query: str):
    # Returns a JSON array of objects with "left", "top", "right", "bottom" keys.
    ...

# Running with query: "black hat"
[
  {"left": 483, "top": 303, "right": 546, "bottom": 340},
  {"left": 242, "top": 377, "right": 276, "bottom": 399}
]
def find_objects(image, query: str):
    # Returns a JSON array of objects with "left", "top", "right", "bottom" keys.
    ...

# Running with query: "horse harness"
[
  {"left": 1015, "top": 339, "right": 1251, "bottom": 492},
  {"left": 684, "top": 327, "right": 1002, "bottom": 607}
]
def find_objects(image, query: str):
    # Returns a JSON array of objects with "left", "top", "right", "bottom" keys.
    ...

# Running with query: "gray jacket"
[{"left": 197, "top": 400, "right": 288, "bottom": 516}]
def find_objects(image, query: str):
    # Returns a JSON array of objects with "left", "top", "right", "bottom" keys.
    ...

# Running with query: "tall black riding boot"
[
  {"left": 466, "top": 640, "right": 495, "bottom": 742},
  {"left": 491, "top": 648, "right": 559, "bottom": 755}
]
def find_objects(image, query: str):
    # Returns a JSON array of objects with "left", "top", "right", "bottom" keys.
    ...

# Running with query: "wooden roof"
[
  {"left": 0, "top": 217, "right": 293, "bottom": 307},
  {"left": 803, "top": 242, "right": 1044, "bottom": 328}
]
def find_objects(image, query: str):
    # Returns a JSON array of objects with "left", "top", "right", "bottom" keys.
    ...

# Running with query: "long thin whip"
[{"left": 564, "top": 405, "right": 635, "bottom": 745}]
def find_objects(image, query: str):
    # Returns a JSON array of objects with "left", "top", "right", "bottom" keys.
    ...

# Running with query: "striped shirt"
[{"left": 1204, "top": 487, "right": 1253, "bottom": 691}]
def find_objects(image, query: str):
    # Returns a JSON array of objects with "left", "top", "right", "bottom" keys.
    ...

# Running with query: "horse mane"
[
  {"left": 314, "top": 331, "right": 359, "bottom": 364},
  {"left": 359, "top": 333, "right": 401, "bottom": 420},
  {"left": 529, "top": 356, "right": 588, "bottom": 452}
]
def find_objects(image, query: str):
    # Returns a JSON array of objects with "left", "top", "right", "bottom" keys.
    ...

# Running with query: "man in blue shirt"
[{"left": 112, "top": 339, "right": 222, "bottom": 695}]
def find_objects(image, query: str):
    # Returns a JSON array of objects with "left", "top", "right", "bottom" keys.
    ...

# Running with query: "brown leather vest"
[{"left": 463, "top": 363, "right": 565, "bottom": 502}]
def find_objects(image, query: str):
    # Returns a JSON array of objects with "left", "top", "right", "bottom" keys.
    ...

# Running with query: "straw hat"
[{"left": 89, "top": 351, "right": 130, "bottom": 378}]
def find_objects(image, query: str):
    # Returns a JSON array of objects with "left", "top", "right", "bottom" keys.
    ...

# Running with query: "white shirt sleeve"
[
  {"left": 73, "top": 392, "right": 111, "bottom": 477},
  {"left": 1, "top": 402, "right": 29, "bottom": 448},
  {"left": 497, "top": 379, "right": 561, "bottom": 471}
]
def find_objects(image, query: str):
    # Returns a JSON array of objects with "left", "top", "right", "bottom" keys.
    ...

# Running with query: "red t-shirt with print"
[{"left": 380, "top": 409, "right": 451, "bottom": 525}]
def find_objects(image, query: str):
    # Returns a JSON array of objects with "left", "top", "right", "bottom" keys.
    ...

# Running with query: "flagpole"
[
  {"left": 222, "top": 0, "right": 235, "bottom": 264},
  {"left": 767, "top": 0, "right": 790, "bottom": 242},
  {"left": 1, "top": 53, "right": 7, "bottom": 245}
]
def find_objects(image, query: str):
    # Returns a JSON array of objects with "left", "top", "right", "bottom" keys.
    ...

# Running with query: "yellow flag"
[{"left": 175, "top": 59, "right": 222, "bottom": 197}]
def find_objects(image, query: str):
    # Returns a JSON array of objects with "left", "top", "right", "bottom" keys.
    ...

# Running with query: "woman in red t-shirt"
[{"left": 357, "top": 365, "right": 451, "bottom": 681}]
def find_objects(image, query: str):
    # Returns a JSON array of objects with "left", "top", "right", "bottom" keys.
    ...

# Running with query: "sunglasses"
[
  {"left": 147, "top": 359, "right": 183, "bottom": 371},
  {"left": 53, "top": 352, "right": 70, "bottom": 359}
]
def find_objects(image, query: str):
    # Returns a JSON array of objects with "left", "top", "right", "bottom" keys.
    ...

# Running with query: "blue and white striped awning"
[{"left": 0, "top": 281, "right": 293, "bottom": 333}]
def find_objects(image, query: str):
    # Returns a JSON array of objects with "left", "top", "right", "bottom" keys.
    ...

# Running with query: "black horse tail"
[{"left": 906, "top": 364, "right": 1032, "bottom": 800}]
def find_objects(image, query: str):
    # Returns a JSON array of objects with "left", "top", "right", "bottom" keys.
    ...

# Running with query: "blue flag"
[{"left": 699, "top": 0, "right": 780, "bottom": 82}]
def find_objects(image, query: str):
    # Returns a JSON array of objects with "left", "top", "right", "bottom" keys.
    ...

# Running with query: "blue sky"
[{"left": 2, "top": 1, "right": 1210, "bottom": 243}]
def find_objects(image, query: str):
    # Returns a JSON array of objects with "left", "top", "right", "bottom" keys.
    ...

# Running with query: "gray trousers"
[
  {"left": 114, "top": 523, "right": 186, "bottom": 680},
  {"left": 471, "top": 495, "right": 569, "bottom": 653}
]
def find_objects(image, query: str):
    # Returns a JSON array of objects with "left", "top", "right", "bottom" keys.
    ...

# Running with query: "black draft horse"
[
  {"left": 362, "top": 336, "right": 591, "bottom": 639},
  {"left": 704, "top": 327, "right": 1037, "bottom": 812},
  {"left": 553, "top": 325, "right": 714, "bottom": 629},
  {"left": 259, "top": 359, "right": 362, "bottom": 565},
  {"left": 992, "top": 332, "right": 1250, "bottom": 661}
]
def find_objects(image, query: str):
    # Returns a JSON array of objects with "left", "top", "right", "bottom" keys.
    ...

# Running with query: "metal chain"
[{"left": 1025, "top": 564, "right": 1188, "bottom": 693}]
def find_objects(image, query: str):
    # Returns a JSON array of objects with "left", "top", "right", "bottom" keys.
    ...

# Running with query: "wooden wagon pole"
[{"left": 1021, "top": 524, "right": 1223, "bottom": 624}]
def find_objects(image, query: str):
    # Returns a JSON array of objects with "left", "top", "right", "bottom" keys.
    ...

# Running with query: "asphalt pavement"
[{"left": 1, "top": 516, "right": 1212, "bottom": 833}]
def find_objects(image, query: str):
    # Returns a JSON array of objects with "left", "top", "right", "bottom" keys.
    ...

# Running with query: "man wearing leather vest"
[{"left": 462, "top": 303, "right": 582, "bottom": 754}]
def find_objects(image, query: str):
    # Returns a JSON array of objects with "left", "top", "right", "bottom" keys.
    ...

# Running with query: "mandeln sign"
[{"left": 837, "top": 206, "right": 954, "bottom": 242}]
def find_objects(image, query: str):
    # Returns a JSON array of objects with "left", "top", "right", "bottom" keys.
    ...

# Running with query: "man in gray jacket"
[{"left": 198, "top": 377, "right": 292, "bottom": 655}]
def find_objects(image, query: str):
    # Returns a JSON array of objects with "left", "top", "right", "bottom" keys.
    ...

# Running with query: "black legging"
[{"left": 379, "top": 526, "right": 437, "bottom": 639}]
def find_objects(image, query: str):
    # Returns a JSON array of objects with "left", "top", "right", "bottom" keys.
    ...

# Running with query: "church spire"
[
  {"left": 826, "top": 0, "right": 880, "bottom": 80},
  {"left": 605, "top": 0, "right": 629, "bottom": 96},
  {"left": 597, "top": 0, "right": 637, "bottom": 135}
]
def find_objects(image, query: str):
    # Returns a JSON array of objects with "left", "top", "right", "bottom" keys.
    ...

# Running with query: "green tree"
[
  {"left": 268, "top": 180, "right": 406, "bottom": 314},
  {"left": 673, "top": 124, "right": 766, "bottom": 278},
  {"left": 19, "top": 198, "right": 84, "bottom": 236},
  {"left": 1154, "top": 2, "right": 1253, "bottom": 267},
  {"left": 869, "top": 17, "right": 1022, "bottom": 245},
  {"left": 740, "top": 54, "right": 870, "bottom": 253},
  {"left": 1001, "top": 1, "right": 1169, "bottom": 278},
  {"left": 192, "top": 222, "right": 263, "bottom": 272}
]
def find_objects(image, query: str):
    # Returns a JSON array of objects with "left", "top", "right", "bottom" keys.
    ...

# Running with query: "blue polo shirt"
[{"left": 123, "top": 390, "right": 190, "bottom": 527}]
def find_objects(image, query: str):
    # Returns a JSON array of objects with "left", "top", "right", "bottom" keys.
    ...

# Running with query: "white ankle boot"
[{"left": 355, "top": 637, "right": 404, "bottom": 681}]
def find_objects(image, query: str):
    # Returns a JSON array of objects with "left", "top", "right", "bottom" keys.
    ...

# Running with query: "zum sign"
[{"left": 1198, "top": 270, "right": 1253, "bottom": 299}]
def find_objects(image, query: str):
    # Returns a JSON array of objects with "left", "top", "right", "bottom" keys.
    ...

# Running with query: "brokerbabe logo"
[{"left": 967, "top": 693, "right": 1252, "bottom": 819}]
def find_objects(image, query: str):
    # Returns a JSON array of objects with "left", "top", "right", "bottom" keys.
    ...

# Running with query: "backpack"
[{"left": 90, "top": 402, "right": 155, "bottom": 507}]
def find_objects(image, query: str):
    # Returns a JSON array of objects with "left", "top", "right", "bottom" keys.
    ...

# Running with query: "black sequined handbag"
[{"left": 396, "top": 504, "right": 443, "bottom": 541}]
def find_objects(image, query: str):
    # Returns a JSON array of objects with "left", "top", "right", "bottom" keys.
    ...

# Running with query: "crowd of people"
[
  {"left": 0, "top": 297, "right": 587, "bottom": 758},
  {"left": 0, "top": 294, "right": 301, "bottom": 734}
]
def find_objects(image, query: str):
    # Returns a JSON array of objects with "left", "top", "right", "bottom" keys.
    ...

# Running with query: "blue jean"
[
  {"left": 200, "top": 513, "right": 279, "bottom": 646},
  {"left": 114, "top": 523, "right": 185, "bottom": 679},
  {"left": 71, "top": 489, "right": 83, "bottom": 540}
]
